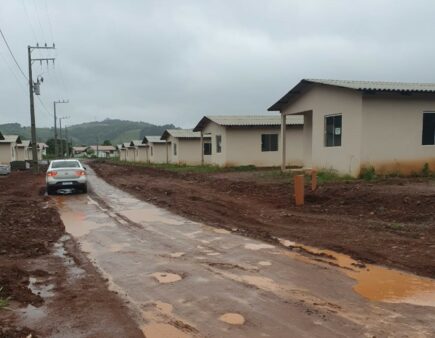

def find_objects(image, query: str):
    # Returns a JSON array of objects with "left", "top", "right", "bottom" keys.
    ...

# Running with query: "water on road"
[{"left": 54, "top": 167, "right": 435, "bottom": 337}]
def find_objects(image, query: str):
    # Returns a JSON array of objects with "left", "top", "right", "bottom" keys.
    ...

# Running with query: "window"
[
  {"left": 325, "top": 115, "right": 342, "bottom": 147},
  {"left": 173, "top": 143, "right": 177, "bottom": 156},
  {"left": 422, "top": 112, "right": 435, "bottom": 145},
  {"left": 261, "top": 134, "right": 278, "bottom": 152},
  {"left": 203, "top": 142, "right": 212, "bottom": 155},
  {"left": 216, "top": 135, "right": 222, "bottom": 153},
  {"left": 52, "top": 160, "right": 80, "bottom": 168}
]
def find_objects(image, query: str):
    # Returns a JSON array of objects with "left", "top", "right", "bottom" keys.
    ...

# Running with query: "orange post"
[
  {"left": 294, "top": 174, "right": 304, "bottom": 206},
  {"left": 311, "top": 169, "right": 317, "bottom": 191}
]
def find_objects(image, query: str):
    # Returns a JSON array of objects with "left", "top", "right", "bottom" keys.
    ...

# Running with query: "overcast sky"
[{"left": 1, "top": 0, "right": 435, "bottom": 128}]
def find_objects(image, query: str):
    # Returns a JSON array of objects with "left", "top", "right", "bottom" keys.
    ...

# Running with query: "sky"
[{"left": 1, "top": 0, "right": 435, "bottom": 128}]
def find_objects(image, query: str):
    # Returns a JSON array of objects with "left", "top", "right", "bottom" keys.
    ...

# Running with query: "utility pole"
[
  {"left": 64, "top": 125, "right": 69, "bottom": 158},
  {"left": 53, "top": 99, "right": 68, "bottom": 158},
  {"left": 59, "top": 116, "right": 70, "bottom": 158},
  {"left": 28, "top": 43, "right": 55, "bottom": 173}
]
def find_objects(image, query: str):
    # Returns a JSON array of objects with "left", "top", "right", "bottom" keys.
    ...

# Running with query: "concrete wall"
[
  {"left": 0, "top": 143, "right": 15, "bottom": 164},
  {"left": 224, "top": 126, "right": 304, "bottom": 167},
  {"left": 136, "top": 146, "right": 149, "bottom": 162},
  {"left": 282, "top": 85, "right": 363, "bottom": 176},
  {"left": 149, "top": 143, "right": 167, "bottom": 163},
  {"left": 16, "top": 147, "right": 28, "bottom": 161},
  {"left": 119, "top": 149, "right": 127, "bottom": 161},
  {"left": 202, "top": 121, "right": 227, "bottom": 166},
  {"left": 126, "top": 148, "right": 136, "bottom": 162},
  {"left": 168, "top": 135, "right": 205, "bottom": 165},
  {"left": 361, "top": 93, "right": 435, "bottom": 174}
]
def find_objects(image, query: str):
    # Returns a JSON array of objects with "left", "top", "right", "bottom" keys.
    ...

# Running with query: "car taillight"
[
  {"left": 75, "top": 170, "right": 86, "bottom": 177},
  {"left": 47, "top": 171, "right": 57, "bottom": 177}
]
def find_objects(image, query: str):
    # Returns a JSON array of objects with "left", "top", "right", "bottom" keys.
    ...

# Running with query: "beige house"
[
  {"left": 142, "top": 136, "right": 168, "bottom": 163},
  {"left": 160, "top": 129, "right": 211, "bottom": 165},
  {"left": 129, "top": 140, "right": 149, "bottom": 163},
  {"left": 73, "top": 146, "right": 88, "bottom": 158},
  {"left": 88, "top": 145, "right": 118, "bottom": 158},
  {"left": 119, "top": 143, "right": 129, "bottom": 161},
  {"left": 268, "top": 79, "right": 435, "bottom": 176},
  {"left": 193, "top": 115, "right": 304, "bottom": 167},
  {"left": 16, "top": 140, "right": 31, "bottom": 161},
  {"left": 0, "top": 133, "right": 21, "bottom": 164}
]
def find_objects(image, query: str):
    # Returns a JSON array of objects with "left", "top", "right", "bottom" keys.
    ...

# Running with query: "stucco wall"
[
  {"left": 361, "top": 93, "right": 435, "bottom": 174},
  {"left": 136, "top": 146, "right": 148, "bottom": 162},
  {"left": 16, "top": 147, "right": 28, "bottom": 161},
  {"left": 126, "top": 148, "right": 136, "bottom": 162},
  {"left": 202, "top": 122, "right": 227, "bottom": 166},
  {"left": 224, "top": 126, "right": 304, "bottom": 167},
  {"left": 282, "top": 85, "right": 363, "bottom": 176},
  {"left": 0, "top": 144, "right": 14, "bottom": 164},
  {"left": 149, "top": 143, "right": 167, "bottom": 163},
  {"left": 170, "top": 137, "right": 203, "bottom": 165}
]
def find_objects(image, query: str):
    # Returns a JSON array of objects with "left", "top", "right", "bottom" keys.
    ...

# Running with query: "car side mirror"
[{"left": 84, "top": 166, "right": 87, "bottom": 170}]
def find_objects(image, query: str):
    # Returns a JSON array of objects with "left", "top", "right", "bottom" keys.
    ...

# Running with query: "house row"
[
  {"left": 117, "top": 115, "right": 305, "bottom": 167},
  {"left": 0, "top": 131, "right": 47, "bottom": 165},
  {"left": 113, "top": 79, "right": 435, "bottom": 176},
  {"left": 72, "top": 145, "right": 118, "bottom": 158}
]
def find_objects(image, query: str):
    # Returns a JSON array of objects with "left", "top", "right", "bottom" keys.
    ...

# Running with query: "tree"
[{"left": 102, "top": 140, "right": 112, "bottom": 146}]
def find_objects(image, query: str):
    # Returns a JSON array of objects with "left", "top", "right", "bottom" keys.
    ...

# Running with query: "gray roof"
[
  {"left": 193, "top": 115, "right": 303, "bottom": 131},
  {"left": 16, "top": 140, "right": 31, "bottom": 147},
  {"left": 142, "top": 135, "right": 166, "bottom": 144},
  {"left": 161, "top": 129, "right": 210, "bottom": 140},
  {"left": 130, "top": 140, "right": 145, "bottom": 147},
  {"left": 0, "top": 135, "right": 21, "bottom": 144},
  {"left": 268, "top": 79, "right": 435, "bottom": 111}
]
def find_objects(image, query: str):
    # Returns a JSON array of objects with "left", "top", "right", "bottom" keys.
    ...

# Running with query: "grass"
[
  {"left": 316, "top": 169, "right": 354, "bottom": 184},
  {"left": 0, "top": 287, "right": 10, "bottom": 310},
  {"left": 99, "top": 158, "right": 258, "bottom": 174}
]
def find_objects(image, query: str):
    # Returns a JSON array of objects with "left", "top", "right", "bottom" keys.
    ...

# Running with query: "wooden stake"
[{"left": 294, "top": 174, "right": 304, "bottom": 206}]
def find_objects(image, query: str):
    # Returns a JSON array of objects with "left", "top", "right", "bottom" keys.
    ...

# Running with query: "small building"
[
  {"left": 72, "top": 146, "right": 88, "bottom": 158},
  {"left": 119, "top": 143, "right": 129, "bottom": 161},
  {"left": 16, "top": 140, "right": 31, "bottom": 161},
  {"left": 160, "top": 129, "right": 211, "bottom": 165},
  {"left": 37, "top": 143, "right": 48, "bottom": 159},
  {"left": 268, "top": 79, "right": 435, "bottom": 176},
  {"left": 0, "top": 133, "right": 21, "bottom": 164},
  {"left": 129, "top": 140, "right": 149, "bottom": 162},
  {"left": 88, "top": 145, "right": 118, "bottom": 158},
  {"left": 142, "top": 136, "right": 169, "bottom": 164},
  {"left": 193, "top": 115, "right": 304, "bottom": 167}
]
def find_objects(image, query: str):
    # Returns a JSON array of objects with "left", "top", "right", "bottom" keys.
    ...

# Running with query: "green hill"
[{"left": 0, "top": 119, "right": 176, "bottom": 145}]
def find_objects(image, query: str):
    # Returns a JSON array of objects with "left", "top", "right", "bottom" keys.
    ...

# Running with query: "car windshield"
[{"left": 51, "top": 161, "right": 80, "bottom": 169}]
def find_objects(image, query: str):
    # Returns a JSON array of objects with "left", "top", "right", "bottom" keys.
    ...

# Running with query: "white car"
[
  {"left": 46, "top": 159, "right": 87, "bottom": 194},
  {"left": 0, "top": 164, "right": 10, "bottom": 175}
]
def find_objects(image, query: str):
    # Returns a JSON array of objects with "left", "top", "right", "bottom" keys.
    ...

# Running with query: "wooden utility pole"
[{"left": 28, "top": 43, "right": 55, "bottom": 173}]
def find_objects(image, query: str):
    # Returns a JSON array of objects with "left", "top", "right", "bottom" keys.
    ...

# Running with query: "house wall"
[
  {"left": 149, "top": 143, "right": 167, "bottom": 163},
  {"left": 224, "top": 126, "right": 304, "bottom": 167},
  {"left": 202, "top": 121, "right": 227, "bottom": 166},
  {"left": 119, "top": 149, "right": 127, "bottom": 161},
  {"left": 361, "top": 93, "right": 435, "bottom": 174},
  {"left": 282, "top": 85, "right": 363, "bottom": 176},
  {"left": 136, "top": 146, "right": 148, "bottom": 162},
  {"left": 16, "top": 147, "right": 28, "bottom": 161},
  {"left": 126, "top": 148, "right": 136, "bottom": 162},
  {"left": 178, "top": 139, "right": 204, "bottom": 165},
  {"left": 0, "top": 143, "right": 15, "bottom": 164}
]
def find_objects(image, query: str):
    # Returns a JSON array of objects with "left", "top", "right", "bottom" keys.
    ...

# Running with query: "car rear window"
[{"left": 51, "top": 161, "right": 80, "bottom": 169}]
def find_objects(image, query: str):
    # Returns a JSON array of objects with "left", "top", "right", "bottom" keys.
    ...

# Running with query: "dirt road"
[
  {"left": 54, "top": 166, "right": 435, "bottom": 337},
  {"left": 92, "top": 161, "right": 435, "bottom": 278},
  {"left": 0, "top": 171, "right": 142, "bottom": 338}
]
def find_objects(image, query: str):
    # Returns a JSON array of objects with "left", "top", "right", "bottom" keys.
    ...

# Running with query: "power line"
[{"left": 0, "top": 28, "right": 28, "bottom": 80}]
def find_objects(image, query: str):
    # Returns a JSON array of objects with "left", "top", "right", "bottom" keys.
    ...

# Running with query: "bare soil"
[
  {"left": 0, "top": 171, "right": 142, "bottom": 337},
  {"left": 92, "top": 161, "right": 435, "bottom": 279}
]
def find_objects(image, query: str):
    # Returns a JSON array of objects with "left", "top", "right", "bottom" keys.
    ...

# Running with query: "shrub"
[
  {"left": 360, "top": 166, "right": 376, "bottom": 181},
  {"left": 422, "top": 163, "right": 431, "bottom": 177}
]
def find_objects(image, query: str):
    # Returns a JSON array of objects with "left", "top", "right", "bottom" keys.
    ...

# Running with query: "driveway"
[{"left": 54, "top": 166, "right": 435, "bottom": 337}]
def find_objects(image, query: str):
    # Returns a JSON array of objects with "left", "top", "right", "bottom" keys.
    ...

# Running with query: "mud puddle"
[
  {"left": 283, "top": 242, "right": 435, "bottom": 307},
  {"left": 219, "top": 313, "right": 245, "bottom": 325}
]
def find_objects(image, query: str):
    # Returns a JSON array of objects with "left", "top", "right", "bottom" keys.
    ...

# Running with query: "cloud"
[{"left": 1, "top": 0, "right": 435, "bottom": 129}]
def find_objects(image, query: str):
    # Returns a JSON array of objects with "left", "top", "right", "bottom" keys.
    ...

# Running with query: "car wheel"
[{"left": 46, "top": 185, "right": 54, "bottom": 195}]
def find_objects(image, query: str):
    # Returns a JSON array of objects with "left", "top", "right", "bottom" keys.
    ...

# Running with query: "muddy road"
[
  {"left": 0, "top": 171, "right": 142, "bottom": 338},
  {"left": 53, "top": 166, "right": 435, "bottom": 337},
  {"left": 92, "top": 161, "right": 435, "bottom": 278}
]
